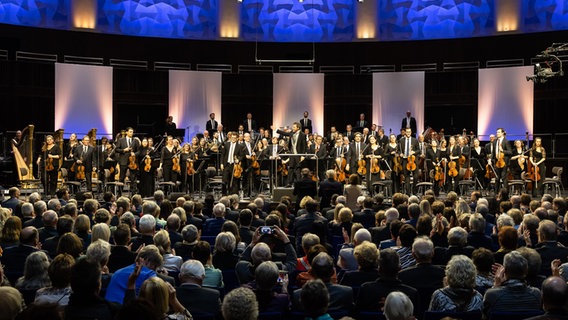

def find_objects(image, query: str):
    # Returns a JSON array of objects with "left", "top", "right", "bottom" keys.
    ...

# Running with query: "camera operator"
[{"left": 234, "top": 224, "right": 297, "bottom": 285}]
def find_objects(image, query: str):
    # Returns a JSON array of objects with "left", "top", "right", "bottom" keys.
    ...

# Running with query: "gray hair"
[
  {"left": 447, "top": 227, "right": 468, "bottom": 247},
  {"left": 412, "top": 236, "right": 434, "bottom": 262},
  {"left": 445, "top": 255, "right": 477, "bottom": 289},
  {"left": 503, "top": 251, "right": 528, "bottom": 280},
  {"left": 181, "top": 224, "right": 198, "bottom": 244},
  {"left": 33, "top": 200, "right": 47, "bottom": 214},
  {"left": 139, "top": 214, "right": 157, "bottom": 233},
  {"left": 353, "top": 228, "right": 372, "bottom": 244},
  {"left": 468, "top": 213, "right": 486, "bottom": 233},
  {"left": 255, "top": 261, "right": 279, "bottom": 290},
  {"left": 21, "top": 202, "right": 34, "bottom": 217},
  {"left": 496, "top": 214, "right": 514, "bottom": 229},
  {"left": 251, "top": 242, "right": 271, "bottom": 265},
  {"left": 86, "top": 239, "right": 111, "bottom": 267},
  {"left": 384, "top": 291, "right": 414, "bottom": 320},
  {"left": 336, "top": 195, "right": 346, "bottom": 205},
  {"left": 180, "top": 259, "right": 205, "bottom": 279},
  {"left": 215, "top": 231, "right": 236, "bottom": 253},
  {"left": 213, "top": 203, "right": 226, "bottom": 217},
  {"left": 385, "top": 208, "right": 399, "bottom": 223},
  {"left": 92, "top": 223, "right": 111, "bottom": 243},
  {"left": 222, "top": 287, "right": 258, "bottom": 320}
]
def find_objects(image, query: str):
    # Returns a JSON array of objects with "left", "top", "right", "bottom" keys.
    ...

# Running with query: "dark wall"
[{"left": 1, "top": 24, "right": 568, "bottom": 140}]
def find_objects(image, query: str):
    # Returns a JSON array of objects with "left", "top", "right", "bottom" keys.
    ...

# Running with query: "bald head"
[
  {"left": 541, "top": 276, "right": 568, "bottom": 312},
  {"left": 21, "top": 226, "right": 39, "bottom": 246}
]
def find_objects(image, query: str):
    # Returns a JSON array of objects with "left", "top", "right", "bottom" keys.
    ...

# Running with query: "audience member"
[
  {"left": 222, "top": 287, "right": 259, "bottom": 320},
  {"left": 176, "top": 259, "right": 221, "bottom": 317}
]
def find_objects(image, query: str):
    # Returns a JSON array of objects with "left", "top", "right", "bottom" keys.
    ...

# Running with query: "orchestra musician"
[
  {"left": 470, "top": 138, "right": 487, "bottom": 188},
  {"left": 309, "top": 134, "right": 328, "bottom": 181},
  {"left": 447, "top": 135, "right": 461, "bottom": 192},
  {"left": 138, "top": 137, "right": 155, "bottom": 197},
  {"left": 73, "top": 135, "right": 96, "bottom": 192},
  {"left": 300, "top": 111, "right": 312, "bottom": 134},
  {"left": 180, "top": 142, "right": 194, "bottom": 194},
  {"left": 159, "top": 136, "right": 179, "bottom": 184},
  {"left": 37, "top": 135, "right": 61, "bottom": 197},
  {"left": 361, "top": 127, "right": 370, "bottom": 144},
  {"left": 243, "top": 113, "right": 257, "bottom": 134},
  {"left": 215, "top": 124, "right": 226, "bottom": 145},
  {"left": 377, "top": 128, "right": 388, "bottom": 150},
  {"left": 489, "top": 128, "right": 512, "bottom": 191},
  {"left": 273, "top": 122, "right": 307, "bottom": 186},
  {"left": 363, "top": 135, "right": 383, "bottom": 186},
  {"left": 115, "top": 127, "right": 140, "bottom": 183},
  {"left": 206, "top": 112, "right": 218, "bottom": 132},
  {"left": 398, "top": 128, "right": 419, "bottom": 195},
  {"left": 426, "top": 139, "right": 442, "bottom": 197},
  {"left": 354, "top": 113, "right": 368, "bottom": 132},
  {"left": 509, "top": 140, "right": 527, "bottom": 180},
  {"left": 529, "top": 137, "right": 546, "bottom": 197},
  {"left": 64, "top": 133, "right": 79, "bottom": 181},
  {"left": 416, "top": 134, "right": 427, "bottom": 182},
  {"left": 401, "top": 110, "right": 417, "bottom": 137},
  {"left": 241, "top": 132, "right": 258, "bottom": 197},
  {"left": 262, "top": 135, "right": 286, "bottom": 187},
  {"left": 385, "top": 133, "right": 401, "bottom": 194},
  {"left": 221, "top": 132, "right": 244, "bottom": 195},
  {"left": 350, "top": 133, "right": 367, "bottom": 178}
]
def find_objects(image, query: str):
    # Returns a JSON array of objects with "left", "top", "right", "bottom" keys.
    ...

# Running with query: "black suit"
[
  {"left": 356, "top": 277, "right": 419, "bottom": 315},
  {"left": 300, "top": 117, "right": 312, "bottom": 133},
  {"left": 276, "top": 129, "right": 307, "bottom": 184},
  {"left": 354, "top": 120, "right": 369, "bottom": 132},
  {"left": 205, "top": 119, "right": 218, "bottom": 132},
  {"left": 243, "top": 118, "right": 257, "bottom": 133},
  {"left": 292, "top": 282, "right": 353, "bottom": 313},
  {"left": 492, "top": 137, "right": 513, "bottom": 190},
  {"left": 115, "top": 136, "right": 140, "bottom": 182},
  {"left": 401, "top": 116, "right": 417, "bottom": 137},
  {"left": 398, "top": 136, "right": 419, "bottom": 194},
  {"left": 221, "top": 141, "right": 244, "bottom": 194},
  {"left": 309, "top": 143, "right": 328, "bottom": 180},
  {"left": 176, "top": 284, "right": 221, "bottom": 317},
  {"left": 353, "top": 208, "right": 375, "bottom": 229},
  {"left": 318, "top": 178, "right": 343, "bottom": 209},
  {"left": 0, "top": 244, "right": 41, "bottom": 284},
  {"left": 73, "top": 144, "right": 96, "bottom": 190},
  {"left": 293, "top": 177, "right": 317, "bottom": 210},
  {"left": 108, "top": 245, "right": 137, "bottom": 273},
  {"left": 398, "top": 263, "right": 445, "bottom": 315}
]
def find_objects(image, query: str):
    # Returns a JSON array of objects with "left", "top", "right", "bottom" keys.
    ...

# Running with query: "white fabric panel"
[
  {"left": 273, "top": 73, "right": 324, "bottom": 136},
  {"left": 54, "top": 63, "right": 113, "bottom": 138},
  {"left": 169, "top": 70, "right": 222, "bottom": 140},
  {"left": 372, "top": 71, "right": 425, "bottom": 136},
  {"left": 478, "top": 66, "right": 534, "bottom": 140}
]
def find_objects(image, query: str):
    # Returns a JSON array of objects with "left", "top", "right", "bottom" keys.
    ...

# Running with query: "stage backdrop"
[
  {"left": 54, "top": 63, "right": 113, "bottom": 138},
  {"left": 169, "top": 70, "right": 222, "bottom": 142},
  {"left": 373, "top": 71, "right": 425, "bottom": 137},
  {"left": 273, "top": 73, "right": 324, "bottom": 136},
  {"left": 478, "top": 66, "right": 534, "bottom": 141}
]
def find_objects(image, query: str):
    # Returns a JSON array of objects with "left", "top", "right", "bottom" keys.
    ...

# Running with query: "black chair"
[
  {"left": 423, "top": 311, "right": 482, "bottom": 320},
  {"left": 221, "top": 269, "right": 240, "bottom": 292},
  {"left": 489, "top": 310, "right": 544, "bottom": 320},
  {"left": 357, "top": 311, "right": 386, "bottom": 320}
]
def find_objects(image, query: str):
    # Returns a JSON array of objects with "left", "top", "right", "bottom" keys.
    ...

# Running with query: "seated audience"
[
  {"left": 384, "top": 291, "right": 415, "bottom": 320},
  {"left": 340, "top": 240, "right": 380, "bottom": 287},
  {"left": 212, "top": 231, "right": 240, "bottom": 270},
  {"left": 175, "top": 259, "right": 222, "bottom": 317},
  {"left": 248, "top": 261, "right": 290, "bottom": 313},
  {"left": 34, "top": 253, "right": 74, "bottom": 307},
  {"left": 221, "top": 287, "right": 259, "bottom": 320},
  {"left": 300, "top": 279, "right": 333, "bottom": 320},
  {"left": 192, "top": 240, "right": 224, "bottom": 290},
  {"left": 174, "top": 224, "right": 198, "bottom": 262}
]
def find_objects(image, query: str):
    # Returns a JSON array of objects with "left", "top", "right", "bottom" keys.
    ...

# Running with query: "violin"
[
  {"left": 406, "top": 154, "right": 417, "bottom": 171},
  {"left": 76, "top": 162, "right": 85, "bottom": 180},
  {"left": 370, "top": 155, "right": 380, "bottom": 174},
  {"left": 144, "top": 155, "right": 152, "bottom": 173},
  {"left": 448, "top": 160, "right": 458, "bottom": 177},
  {"left": 172, "top": 152, "right": 181, "bottom": 173},
  {"left": 495, "top": 152, "right": 506, "bottom": 169},
  {"left": 186, "top": 159, "right": 195, "bottom": 175},
  {"left": 434, "top": 160, "right": 443, "bottom": 182},
  {"left": 357, "top": 158, "right": 367, "bottom": 175},
  {"left": 393, "top": 155, "right": 403, "bottom": 173},
  {"left": 46, "top": 157, "right": 55, "bottom": 172},
  {"left": 278, "top": 163, "right": 289, "bottom": 177},
  {"left": 233, "top": 160, "right": 243, "bottom": 178},
  {"left": 251, "top": 154, "right": 260, "bottom": 175},
  {"left": 335, "top": 154, "right": 347, "bottom": 183},
  {"left": 128, "top": 154, "right": 138, "bottom": 170},
  {"left": 458, "top": 154, "right": 466, "bottom": 167}
]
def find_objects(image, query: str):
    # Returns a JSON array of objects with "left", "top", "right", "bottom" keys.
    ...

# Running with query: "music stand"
[
  {"left": 192, "top": 158, "right": 207, "bottom": 199},
  {"left": 207, "top": 151, "right": 221, "bottom": 175},
  {"left": 262, "top": 158, "right": 280, "bottom": 194},
  {"left": 470, "top": 158, "right": 485, "bottom": 191}
]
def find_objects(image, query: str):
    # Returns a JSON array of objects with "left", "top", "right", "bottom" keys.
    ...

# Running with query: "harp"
[{"left": 11, "top": 124, "right": 38, "bottom": 187}]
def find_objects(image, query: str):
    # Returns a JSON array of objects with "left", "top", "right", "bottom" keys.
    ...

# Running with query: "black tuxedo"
[
  {"left": 73, "top": 144, "right": 96, "bottom": 190},
  {"left": 0, "top": 244, "right": 41, "bottom": 284},
  {"left": 205, "top": 118, "right": 218, "bottom": 132},
  {"left": 300, "top": 117, "right": 312, "bottom": 133},
  {"left": 349, "top": 141, "right": 367, "bottom": 173},
  {"left": 293, "top": 177, "right": 317, "bottom": 210},
  {"left": 221, "top": 141, "right": 244, "bottom": 194},
  {"left": 344, "top": 131, "right": 355, "bottom": 141},
  {"left": 398, "top": 136, "right": 419, "bottom": 193},
  {"left": 215, "top": 130, "right": 226, "bottom": 144},
  {"left": 318, "top": 178, "right": 343, "bottom": 211},
  {"left": 115, "top": 136, "right": 140, "bottom": 182},
  {"left": 377, "top": 134, "right": 389, "bottom": 149},
  {"left": 276, "top": 129, "right": 307, "bottom": 184},
  {"left": 354, "top": 120, "right": 369, "bottom": 132},
  {"left": 401, "top": 116, "right": 417, "bottom": 137},
  {"left": 243, "top": 118, "right": 257, "bottom": 133},
  {"left": 492, "top": 137, "right": 513, "bottom": 190},
  {"left": 176, "top": 284, "right": 221, "bottom": 317}
]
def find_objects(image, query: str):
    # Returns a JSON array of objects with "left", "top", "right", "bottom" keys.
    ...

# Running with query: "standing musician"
[
  {"left": 398, "top": 128, "right": 419, "bottom": 195},
  {"left": 206, "top": 112, "right": 218, "bottom": 133},
  {"left": 243, "top": 113, "right": 258, "bottom": 134},
  {"left": 179, "top": 143, "right": 193, "bottom": 193},
  {"left": 273, "top": 122, "right": 307, "bottom": 186},
  {"left": 489, "top": 128, "right": 512, "bottom": 192},
  {"left": 426, "top": 139, "right": 442, "bottom": 196},
  {"left": 350, "top": 133, "right": 366, "bottom": 178},
  {"left": 446, "top": 135, "right": 462, "bottom": 192},
  {"left": 159, "top": 136, "right": 179, "bottom": 184},
  {"left": 309, "top": 134, "right": 328, "bottom": 181},
  {"left": 37, "top": 135, "right": 61, "bottom": 197},
  {"left": 242, "top": 132, "right": 259, "bottom": 197},
  {"left": 115, "top": 127, "right": 140, "bottom": 183},
  {"left": 509, "top": 140, "right": 527, "bottom": 180},
  {"left": 73, "top": 135, "right": 96, "bottom": 192},
  {"left": 416, "top": 134, "right": 428, "bottom": 182},
  {"left": 300, "top": 111, "right": 313, "bottom": 134},
  {"left": 363, "top": 135, "right": 383, "bottom": 186},
  {"left": 221, "top": 132, "right": 244, "bottom": 195},
  {"left": 262, "top": 135, "right": 286, "bottom": 187},
  {"left": 138, "top": 137, "right": 155, "bottom": 197},
  {"left": 64, "top": 133, "right": 79, "bottom": 181},
  {"left": 385, "top": 133, "right": 402, "bottom": 193},
  {"left": 470, "top": 138, "right": 487, "bottom": 188},
  {"left": 529, "top": 137, "right": 546, "bottom": 197}
]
